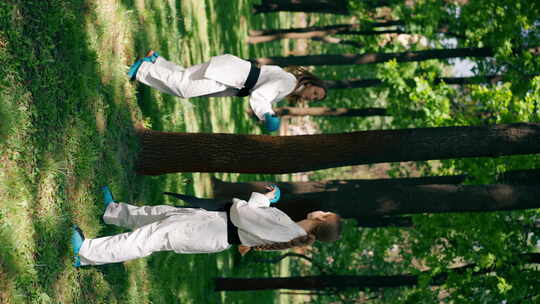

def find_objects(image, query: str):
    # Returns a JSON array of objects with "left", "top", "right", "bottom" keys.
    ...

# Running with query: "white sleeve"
[
  {"left": 249, "top": 70, "right": 297, "bottom": 120},
  {"left": 246, "top": 192, "right": 271, "bottom": 208},
  {"left": 249, "top": 82, "right": 279, "bottom": 121},
  {"left": 231, "top": 192, "right": 270, "bottom": 209}
]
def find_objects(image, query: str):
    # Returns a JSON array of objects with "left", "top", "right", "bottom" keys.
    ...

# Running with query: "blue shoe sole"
[
  {"left": 269, "top": 185, "right": 281, "bottom": 204},
  {"left": 72, "top": 226, "right": 85, "bottom": 267},
  {"left": 127, "top": 59, "right": 143, "bottom": 80},
  {"left": 127, "top": 51, "right": 159, "bottom": 80},
  {"left": 102, "top": 186, "right": 114, "bottom": 209}
]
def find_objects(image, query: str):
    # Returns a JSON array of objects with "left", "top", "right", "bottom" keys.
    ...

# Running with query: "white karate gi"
[
  {"left": 136, "top": 54, "right": 297, "bottom": 120},
  {"left": 77, "top": 192, "right": 306, "bottom": 265}
]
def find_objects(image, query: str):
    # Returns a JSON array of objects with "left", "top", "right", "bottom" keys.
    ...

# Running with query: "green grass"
[{"left": 0, "top": 0, "right": 293, "bottom": 303}]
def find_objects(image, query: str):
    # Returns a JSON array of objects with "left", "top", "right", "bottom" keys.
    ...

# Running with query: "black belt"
[
  {"left": 236, "top": 63, "right": 261, "bottom": 97},
  {"left": 224, "top": 203, "right": 241, "bottom": 245}
]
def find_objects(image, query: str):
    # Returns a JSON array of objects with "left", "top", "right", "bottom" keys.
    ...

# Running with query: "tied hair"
[
  {"left": 252, "top": 234, "right": 316, "bottom": 251},
  {"left": 284, "top": 66, "right": 328, "bottom": 104}
]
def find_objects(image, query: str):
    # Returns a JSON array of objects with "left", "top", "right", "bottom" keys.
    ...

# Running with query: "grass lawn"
[{"left": 0, "top": 0, "right": 294, "bottom": 303}]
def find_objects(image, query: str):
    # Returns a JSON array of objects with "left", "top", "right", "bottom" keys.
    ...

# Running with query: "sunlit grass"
[{"left": 1, "top": 0, "right": 291, "bottom": 302}]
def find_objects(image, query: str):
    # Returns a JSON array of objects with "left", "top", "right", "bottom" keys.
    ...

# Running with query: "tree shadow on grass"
[
  {"left": 146, "top": 251, "right": 225, "bottom": 303},
  {"left": 3, "top": 0, "right": 145, "bottom": 300}
]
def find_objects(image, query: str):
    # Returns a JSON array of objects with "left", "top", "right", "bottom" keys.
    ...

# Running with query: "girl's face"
[{"left": 299, "top": 84, "right": 326, "bottom": 101}]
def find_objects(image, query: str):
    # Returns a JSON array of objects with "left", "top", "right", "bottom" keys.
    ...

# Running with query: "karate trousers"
[
  {"left": 78, "top": 202, "right": 230, "bottom": 265},
  {"left": 136, "top": 56, "right": 237, "bottom": 98}
]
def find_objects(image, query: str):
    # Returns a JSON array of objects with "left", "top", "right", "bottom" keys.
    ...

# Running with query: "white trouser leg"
[
  {"left": 78, "top": 216, "right": 178, "bottom": 265},
  {"left": 154, "top": 56, "right": 185, "bottom": 72},
  {"left": 136, "top": 57, "right": 228, "bottom": 98},
  {"left": 136, "top": 58, "right": 186, "bottom": 97},
  {"left": 103, "top": 202, "right": 187, "bottom": 229}
]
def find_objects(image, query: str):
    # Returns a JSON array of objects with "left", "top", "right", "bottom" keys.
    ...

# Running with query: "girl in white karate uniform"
[
  {"left": 127, "top": 52, "right": 328, "bottom": 131},
  {"left": 72, "top": 186, "right": 342, "bottom": 266}
]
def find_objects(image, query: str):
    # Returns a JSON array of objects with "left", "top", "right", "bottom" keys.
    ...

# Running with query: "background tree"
[
  {"left": 209, "top": 169, "right": 540, "bottom": 198},
  {"left": 254, "top": 46, "right": 540, "bottom": 66},
  {"left": 253, "top": 0, "right": 353, "bottom": 15},
  {"left": 272, "top": 106, "right": 389, "bottom": 117}
]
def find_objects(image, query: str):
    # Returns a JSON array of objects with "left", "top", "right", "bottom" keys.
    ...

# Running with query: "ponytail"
[
  {"left": 251, "top": 213, "right": 342, "bottom": 252},
  {"left": 252, "top": 234, "right": 316, "bottom": 251}
]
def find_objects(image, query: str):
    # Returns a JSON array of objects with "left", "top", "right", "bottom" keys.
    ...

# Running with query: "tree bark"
[
  {"left": 248, "top": 22, "right": 464, "bottom": 44},
  {"left": 255, "top": 47, "right": 496, "bottom": 66},
  {"left": 274, "top": 184, "right": 540, "bottom": 221},
  {"left": 215, "top": 275, "right": 419, "bottom": 291},
  {"left": 215, "top": 253, "right": 540, "bottom": 291},
  {"left": 249, "top": 22, "right": 405, "bottom": 37},
  {"left": 249, "top": 23, "right": 403, "bottom": 35},
  {"left": 248, "top": 29, "right": 405, "bottom": 44},
  {"left": 135, "top": 123, "right": 540, "bottom": 175},
  {"left": 253, "top": 0, "right": 360, "bottom": 15},
  {"left": 273, "top": 107, "right": 389, "bottom": 117},
  {"left": 210, "top": 169, "right": 540, "bottom": 198},
  {"left": 323, "top": 74, "right": 537, "bottom": 90},
  {"left": 310, "top": 36, "right": 364, "bottom": 49},
  {"left": 255, "top": 46, "right": 540, "bottom": 66},
  {"left": 354, "top": 216, "right": 414, "bottom": 228}
]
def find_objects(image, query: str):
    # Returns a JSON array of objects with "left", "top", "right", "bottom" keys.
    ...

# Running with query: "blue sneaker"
[
  {"left": 127, "top": 51, "right": 159, "bottom": 80},
  {"left": 71, "top": 226, "right": 85, "bottom": 267},
  {"left": 102, "top": 186, "right": 115, "bottom": 209},
  {"left": 263, "top": 113, "right": 281, "bottom": 132},
  {"left": 269, "top": 185, "right": 281, "bottom": 204}
]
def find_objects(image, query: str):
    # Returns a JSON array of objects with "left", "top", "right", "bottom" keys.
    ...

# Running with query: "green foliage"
[
  {"left": 0, "top": 0, "right": 291, "bottom": 303},
  {"left": 310, "top": 1, "right": 540, "bottom": 303}
]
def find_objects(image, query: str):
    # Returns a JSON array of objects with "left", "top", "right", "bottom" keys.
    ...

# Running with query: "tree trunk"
[
  {"left": 249, "top": 22, "right": 405, "bottom": 37},
  {"left": 274, "top": 184, "right": 540, "bottom": 221},
  {"left": 354, "top": 216, "right": 414, "bottom": 228},
  {"left": 310, "top": 36, "right": 364, "bottom": 49},
  {"left": 255, "top": 47, "right": 496, "bottom": 66},
  {"left": 255, "top": 46, "right": 539, "bottom": 66},
  {"left": 253, "top": 0, "right": 358, "bottom": 15},
  {"left": 249, "top": 22, "right": 404, "bottom": 35},
  {"left": 323, "top": 74, "right": 539, "bottom": 90},
  {"left": 248, "top": 29, "right": 405, "bottom": 44},
  {"left": 210, "top": 169, "right": 540, "bottom": 198},
  {"left": 214, "top": 253, "right": 540, "bottom": 291},
  {"left": 215, "top": 275, "right": 419, "bottom": 291},
  {"left": 273, "top": 107, "right": 389, "bottom": 117},
  {"left": 248, "top": 22, "right": 464, "bottom": 44},
  {"left": 135, "top": 123, "right": 540, "bottom": 175}
]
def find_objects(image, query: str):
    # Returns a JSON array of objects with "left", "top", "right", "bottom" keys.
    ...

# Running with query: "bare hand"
[
  {"left": 264, "top": 185, "right": 276, "bottom": 200},
  {"left": 238, "top": 245, "right": 251, "bottom": 256}
]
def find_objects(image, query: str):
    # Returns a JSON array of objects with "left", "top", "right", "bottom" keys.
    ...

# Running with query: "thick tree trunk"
[
  {"left": 273, "top": 107, "right": 389, "bottom": 117},
  {"left": 253, "top": 0, "right": 356, "bottom": 15},
  {"left": 274, "top": 184, "right": 540, "bottom": 221},
  {"left": 135, "top": 123, "right": 540, "bottom": 175},
  {"left": 210, "top": 169, "right": 540, "bottom": 198},
  {"left": 211, "top": 170, "right": 540, "bottom": 228},
  {"left": 215, "top": 254, "right": 540, "bottom": 291},
  {"left": 255, "top": 47, "right": 496, "bottom": 66}
]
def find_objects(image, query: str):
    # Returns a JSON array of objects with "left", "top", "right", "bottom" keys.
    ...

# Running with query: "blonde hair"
[
  {"left": 252, "top": 214, "right": 342, "bottom": 251},
  {"left": 285, "top": 67, "right": 328, "bottom": 105}
]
